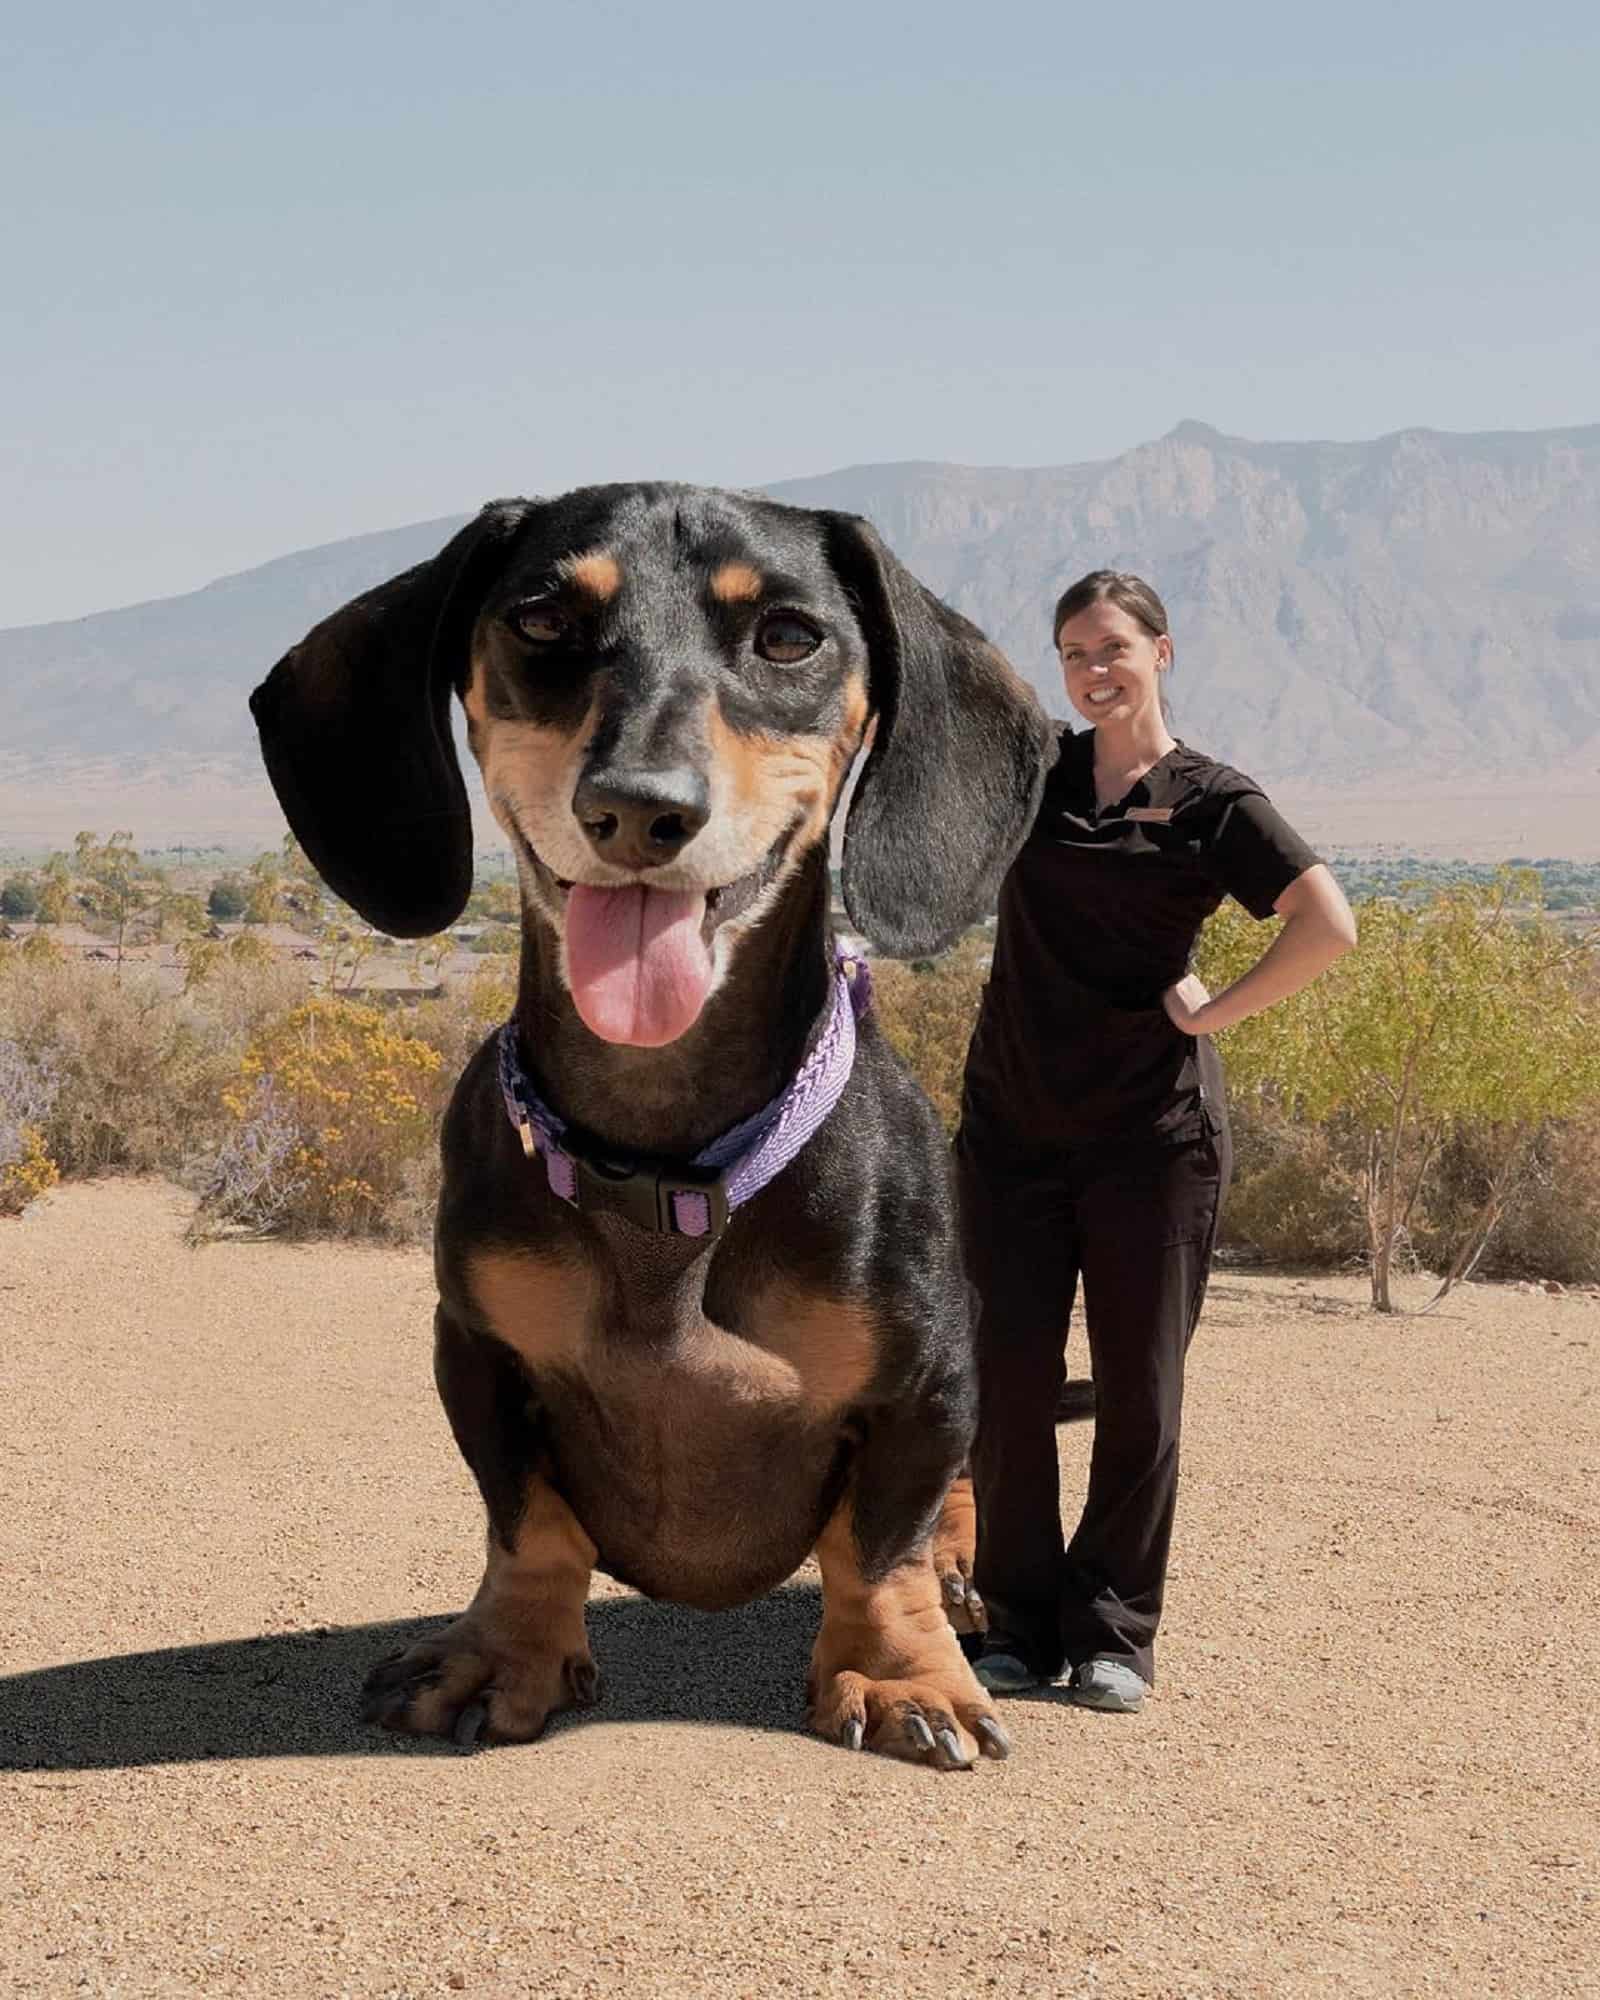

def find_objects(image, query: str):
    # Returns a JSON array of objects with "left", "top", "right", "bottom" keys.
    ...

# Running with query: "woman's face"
[{"left": 1057, "top": 601, "right": 1170, "bottom": 730}]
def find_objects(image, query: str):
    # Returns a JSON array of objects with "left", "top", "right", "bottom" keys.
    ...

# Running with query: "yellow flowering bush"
[
  {"left": 0, "top": 1038, "right": 61, "bottom": 1218},
  {"left": 0, "top": 1125, "right": 59, "bottom": 1216},
  {"left": 219, "top": 997, "right": 446, "bottom": 1235}
]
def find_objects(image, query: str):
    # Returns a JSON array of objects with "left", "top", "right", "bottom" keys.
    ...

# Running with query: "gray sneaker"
[
  {"left": 972, "top": 1649, "right": 1041, "bottom": 1694},
  {"left": 1063, "top": 1658, "right": 1149, "bottom": 1712}
]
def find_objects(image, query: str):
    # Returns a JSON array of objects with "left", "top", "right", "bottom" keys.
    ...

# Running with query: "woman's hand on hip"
[
  {"left": 1174, "top": 866, "right": 1359, "bottom": 1038},
  {"left": 1162, "top": 973, "right": 1213, "bottom": 1036}
]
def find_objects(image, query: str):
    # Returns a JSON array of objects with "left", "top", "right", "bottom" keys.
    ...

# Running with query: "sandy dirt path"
[{"left": 2, "top": 1180, "right": 1596, "bottom": 1999}]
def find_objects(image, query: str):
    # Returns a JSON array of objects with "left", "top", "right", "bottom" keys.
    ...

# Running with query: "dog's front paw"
[
  {"left": 808, "top": 1663, "right": 1009, "bottom": 1771},
  {"left": 362, "top": 1616, "right": 599, "bottom": 1747}
]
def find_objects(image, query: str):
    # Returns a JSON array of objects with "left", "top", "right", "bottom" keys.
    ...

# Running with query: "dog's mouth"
[{"left": 512, "top": 825, "right": 791, "bottom": 1048}]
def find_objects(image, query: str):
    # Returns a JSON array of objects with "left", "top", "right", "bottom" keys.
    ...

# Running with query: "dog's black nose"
[{"left": 573, "top": 767, "right": 711, "bottom": 869}]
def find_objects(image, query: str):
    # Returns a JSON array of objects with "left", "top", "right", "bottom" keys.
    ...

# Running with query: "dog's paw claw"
[
  {"left": 935, "top": 1725, "right": 972, "bottom": 1769},
  {"left": 362, "top": 1654, "right": 439, "bottom": 1702},
  {"left": 452, "top": 1702, "right": 489, "bottom": 1749},
  {"left": 905, "top": 1712, "right": 936, "bottom": 1754},
  {"left": 975, "top": 1715, "right": 1011, "bottom": 1760},
  {"left": 842, "top": 1717, "right": 865, "bottom": 1751}
]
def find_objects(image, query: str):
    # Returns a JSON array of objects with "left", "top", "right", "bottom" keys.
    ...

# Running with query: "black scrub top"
[{"left": 961, "top": 725, "right": 1321, "bottom": 1146}]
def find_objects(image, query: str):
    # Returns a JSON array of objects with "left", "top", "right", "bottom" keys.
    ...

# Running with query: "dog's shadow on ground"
[{"left": 0, "top": 1586, "right": 824, "bottom": 1773}]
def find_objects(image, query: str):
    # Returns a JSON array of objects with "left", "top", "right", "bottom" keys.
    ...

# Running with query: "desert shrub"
[
  {"left": 0, "top": 962, "right": 225, "bottom": 1176},
  {"left": 0, "top": 1126, "right": 59, "bottom": 1215},
  {"left": 200, "top": 996, "right": 447, "bottom": 1238},
  {"left": 1197, "top": 878, "right": 1600, "bottom": 1309},
  {"left": 1218, "top": 1103, "right": 1368, "bottom": 1266},
  {"left": 0, "top": 930, "right": 65, "bottom": 968},
  {"left": 0, "top": 1038, "right": 62, "bottom": 1217},
  {"left": 177, "top": 928, "right": 277, "bottom": 993},
  {"left": 1413, "top": 1114, "right": 1600, "bottom": 1286},
  {"left": 0, "top": 950, "right": 315, "bottom": 1185},
  {"left": 408, "top": 958, "right": 519, "bottom": 1075},
  {"left": 0, "top": 939, "right": 475, "bottom": 1239},
  {"left": 187, "top": 1077, "right": 307, "bottom": 1238},
  {"left": 469, "top": 926, "right": 520, "bottom": 954},
  {"left": 871, "top": 934, "right": 991, "bottom": 1132}
]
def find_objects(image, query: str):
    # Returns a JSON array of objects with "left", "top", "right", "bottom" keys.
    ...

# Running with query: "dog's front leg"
[
  {"left": 807, "top": 1418, "right": 1010, "bottom": 1770},
  {"left": 363, "top": 1310, "right": 598, "bottom": 1747}
]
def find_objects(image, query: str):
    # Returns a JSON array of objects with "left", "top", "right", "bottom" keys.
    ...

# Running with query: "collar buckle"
[{"left": 569, "top": 1148, "right": 731, "bottom": 1238}]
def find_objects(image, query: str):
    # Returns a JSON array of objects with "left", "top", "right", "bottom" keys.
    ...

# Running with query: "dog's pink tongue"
[{"left": 564, "top": 885, "right": 713, "bottom": 1046}]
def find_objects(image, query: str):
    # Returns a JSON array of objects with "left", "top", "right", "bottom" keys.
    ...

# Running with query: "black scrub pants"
[{"left": 956, "top": 1093, "right": 1232, "bottom": 1686}]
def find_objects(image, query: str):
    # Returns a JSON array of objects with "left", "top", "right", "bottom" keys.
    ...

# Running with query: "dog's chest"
[
  {"left": 465, "top": 1245, "right": 875, "bottom": 1605},
  {"left": 466, "top": 1244, "right": 877, "bottom": 1414}
]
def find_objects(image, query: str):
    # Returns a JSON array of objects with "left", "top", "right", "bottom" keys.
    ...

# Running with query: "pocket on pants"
[{"left": 1157, "top": 1134, "right": 1224, "bottom": 1248}]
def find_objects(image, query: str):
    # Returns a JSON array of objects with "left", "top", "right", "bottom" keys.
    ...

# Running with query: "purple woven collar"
[{"left": 496, "top": 949, "right": 873, "bottom": 1240}]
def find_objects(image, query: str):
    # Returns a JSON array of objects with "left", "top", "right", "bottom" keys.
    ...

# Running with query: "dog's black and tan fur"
[{"left": 251, "top": 484, "right": 1051, "bottom": 1769}]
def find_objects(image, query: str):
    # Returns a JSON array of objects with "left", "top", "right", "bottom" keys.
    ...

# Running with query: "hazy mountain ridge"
[
  {"left": 0, "top": 514, "right": 467, "bottom": 762},
  {"left": 770, "top": 420, "right": 1600, "bottom": 786},
  {"left": 5, "top": 422, "right": 1600, "bottom": 845}
]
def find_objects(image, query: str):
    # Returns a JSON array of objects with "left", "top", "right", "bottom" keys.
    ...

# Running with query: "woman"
[{"left": 956, "top": 570, "right": 1356, "bottom": 1711}]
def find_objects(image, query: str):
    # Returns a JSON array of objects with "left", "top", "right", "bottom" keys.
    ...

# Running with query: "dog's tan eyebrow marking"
[
  {"left": 558, "top": 550, "right": 623, "bottom": 601},
  {"left": 709, "top": 561, "right": 764, "bottom": 604}
]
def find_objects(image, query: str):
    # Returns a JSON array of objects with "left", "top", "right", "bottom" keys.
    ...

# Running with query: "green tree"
[
  {"left": 207, "top": 876, "right": 249, "bottom": 921},
  {"left": 0, "top": 876, "right": 39, "bottom": 919},
  {"left": 1197, "top": 875, "right": 1600, "bottom": 1311},
  {"left": 34, "top": 853, "right": 72, "bottom": 925},
  {"left": 275, "top": 832, "right": 330, "bottom": 927},
  {"left": 409, "top": 935, "right": 451, "bottom": 990},
  {"left": 320, "top": 923, "right": 377, "bottom": 995},
  {"left": 242, "top": 850, "right": 285, "bottom": 926},
  {"left": 71, "top": 831, "right": 164, "bottom": 976},
  {"left": 153, "top": 888, "right": 209, "bottom": 940}
]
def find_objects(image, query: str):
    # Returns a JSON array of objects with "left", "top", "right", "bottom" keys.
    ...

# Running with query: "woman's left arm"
[{"left": 1163, "top": 864, "right": 1358, "bottom": 1037}]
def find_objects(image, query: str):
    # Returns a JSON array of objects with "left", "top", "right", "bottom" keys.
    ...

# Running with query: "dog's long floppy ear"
[
  {"left": 823, "top": 513, "right": 1055, "bottom": 959},
  {"left": 249, "top": 500, "right": 531, "bottom": 938}
]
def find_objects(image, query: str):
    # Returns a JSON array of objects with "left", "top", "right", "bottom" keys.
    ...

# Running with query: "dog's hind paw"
[
  {"left": 934, "top": 1556, "right": 988, "bottom": 1637},
  {"left": 929, "top": 1477, "right": 987, "bottom": 1637},
  {"left": 808, "top": 1667, "right": 1009, "bottom": 1771},
  {"left": 362, "top": 1616, "right": 599, "bottom": 1746}
]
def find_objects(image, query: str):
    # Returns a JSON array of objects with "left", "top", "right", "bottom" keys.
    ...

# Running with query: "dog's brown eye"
[
  {"left": 755, "top": 613, "right": 822, "bottom": 664},
  {"left": 511, "top": 601, "right": 568, "bottom": 645}
]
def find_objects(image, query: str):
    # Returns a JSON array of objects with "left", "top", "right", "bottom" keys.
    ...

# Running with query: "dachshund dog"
[{"left": 251, "top": 484, "right": 1050, "bottom": 1769}]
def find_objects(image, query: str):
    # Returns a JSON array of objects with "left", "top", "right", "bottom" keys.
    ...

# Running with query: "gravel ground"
[{"left": 3, "top": 1179, "right": 1596, "bottom": 1999}]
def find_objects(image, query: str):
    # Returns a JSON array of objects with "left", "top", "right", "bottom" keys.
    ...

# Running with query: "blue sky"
[{"left": 5, "top": 0, "right": 1598, "bottom": 626}]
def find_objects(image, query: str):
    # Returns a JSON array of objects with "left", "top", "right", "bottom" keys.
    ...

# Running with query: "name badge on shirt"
[{"left": 1125, "top": 806, "right": 1174, "bottom": 823}]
